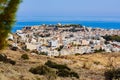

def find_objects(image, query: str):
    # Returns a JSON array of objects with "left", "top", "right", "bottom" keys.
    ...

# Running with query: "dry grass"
[{"left": 0, "top": 47, "right": 120, "bottom": 80}]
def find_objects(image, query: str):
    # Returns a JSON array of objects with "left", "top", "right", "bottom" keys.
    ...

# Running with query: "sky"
[{"left": 17, "top": 0, "right": 120, "bottom": 21}]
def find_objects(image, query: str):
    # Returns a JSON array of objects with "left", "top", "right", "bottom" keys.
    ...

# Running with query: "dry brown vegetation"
[{"left": 0, "top": 46, "right": 120, "bottom": 80}]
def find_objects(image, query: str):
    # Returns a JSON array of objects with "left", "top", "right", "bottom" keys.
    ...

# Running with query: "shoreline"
[{"left": 12, "top": 21, "right": 120, "bottom": 33}]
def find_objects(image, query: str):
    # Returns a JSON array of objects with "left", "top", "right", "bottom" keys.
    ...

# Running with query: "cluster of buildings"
[{"left": 9, "top": 24, "right": 120, "bottom": 56}]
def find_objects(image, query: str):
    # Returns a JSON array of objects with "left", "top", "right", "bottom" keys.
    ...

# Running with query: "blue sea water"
[{"left": 12, "top": 21, "right": 120, "bottom": 33}]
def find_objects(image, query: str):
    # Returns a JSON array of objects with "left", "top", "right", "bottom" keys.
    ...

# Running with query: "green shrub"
[
  {"left": 29, "top": 65, "right": 57, "bottom": 80},
  {"left": 57, "top": 69, "right": 70, "bottom": 77},
  {"left": 45, "top": 60, "right": 79, "bottom": 79},
  {"left": 25, "top": 49, "right": 30, "bottom": 52},
  {"left": 30, "top": 65, "right": 49, "bottom": 75},
  {"left": 30, "top": 60, "right": 79, "bottom": 79},
  {"left": 0, "top": 54, "right": 16, "bottom": 65},
  {"left": 57, "top": 69, "right": 79, "bottom": 78},
  {"left": 103, "top": 35, "right": 120, "bottom": 42},
  {"left": 70, "top": 71, "right": 79, "bottom": 78},
  {"left": 7, "top": 59, "right": 16, "bottom": 65},
  {"left": 11, "top": 47, "right": 18, "bottom": 51},
  {"left": 31, "top": 50, "right": 39, "bottom": 54},
  {"left": 21, "top": 54, "right": 29, "bottom": 60},
  {"left": 75, "top": 53, "right": 80, "bottom": 56},
  {"left": 104, "top": 68, "right": 120, "bottom": 80},
  {"left": 45, "top": 60, "right": 71, "bottom": 71},
  {"left": 94, "top": 61, "right": 100, "bottom": 65},
  {"left": 39, "top": 52, "right": 47, "bottom": 56},
  {"left": 0, "top": 54, "right": 7, "bottom": 62}
]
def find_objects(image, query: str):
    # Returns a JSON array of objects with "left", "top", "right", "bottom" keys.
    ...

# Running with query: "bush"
[
  {"left": 93, "top": 61, "right": 100, "bottom": 65},
  {"left": 29, "top": 65, "right": 57, "bottom": 80},
  {"left": 39, "top": 52, "right": 47, "bottom": 56},
  {"left": 21, "top": 54, "right": 29, "bottom": 60},
  {"left": 104, "top": 68, "right": 120, "bottom": 80},
  {"left": 57, "top": 69, "right": 70, "bottom": 77},
  {"left": 7, "top": 59, "right": 16, "bottom": 65},
  {"left": 45, "top": 60, "right": 79, "bottom": 79},
  {"left": 57, "top": 69, "right": 79, "bottom": 78},
  {"left": 29, "top": 65, "right": 54, "bottom": 75},
  {"left": 30, "top": 60, "right": 79, "bottom": 79},
  {"left": 0, "top": 54, "right": 7, "bottom": 62},
  {"left": 103, "top": 35, "right": 120, "bottom": 42},
  {"left": 70, "top": 71, "right": 79, "bottom": 78},
  {"left": 11, "top": 47, "right": 18, "bottom": 51},
  {"left": 75, "top": 53, "right": 80, "bottom": 56},
  {"left": 31, "top": 50, "right": 39, "bottom": 54},
  {"left": 25, "top": 49, "right": 30, "bottom": 52},
  {"left": 31, "top": 50, "right": 47, "bottom": 56},
  {"left": 45, "top": 60, "right": 71, "bottom": 71},
  {"left": 0, "top": 54, "right": 16, "bottom": 65}
]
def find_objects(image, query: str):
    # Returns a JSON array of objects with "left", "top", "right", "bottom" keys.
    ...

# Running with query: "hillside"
[{"left": 0, "top": 46, "right": 120, "bottom": 80}]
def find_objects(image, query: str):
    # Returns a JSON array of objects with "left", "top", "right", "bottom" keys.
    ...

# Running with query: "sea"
[{"left": 12, "top": 21, "right": 120, "bottom": 33}]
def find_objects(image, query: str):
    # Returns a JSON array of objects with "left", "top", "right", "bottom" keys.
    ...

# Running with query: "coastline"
[{"left": 12, "top": 20, "right": 120, "bottom": 33}]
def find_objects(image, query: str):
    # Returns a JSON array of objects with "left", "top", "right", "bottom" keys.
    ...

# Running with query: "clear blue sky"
[{"left": 17, "top": 0, "right": 120, "bottom": 21}]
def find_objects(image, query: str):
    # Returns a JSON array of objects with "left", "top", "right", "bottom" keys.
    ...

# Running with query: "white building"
[{"left": 49, "top": 40, "right": 58, "bottom": 48}]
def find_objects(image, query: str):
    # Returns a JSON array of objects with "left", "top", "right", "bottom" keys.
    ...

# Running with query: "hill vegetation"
[{"left": 103, "top": 35, "right": 120, "bottom": 42}]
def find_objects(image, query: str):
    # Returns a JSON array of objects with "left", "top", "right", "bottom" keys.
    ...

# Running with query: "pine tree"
[{"left": 0, "top": 0, "right": 21, "bottom": 50}]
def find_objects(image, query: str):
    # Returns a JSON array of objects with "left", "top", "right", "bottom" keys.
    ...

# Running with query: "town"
[{"left": 8, "top": 23, "right": 120, "bottom": 56}]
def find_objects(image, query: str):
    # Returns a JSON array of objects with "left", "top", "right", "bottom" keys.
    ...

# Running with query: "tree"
[{"left": 0, "top": 0, "right": 21, "bottom": 50}]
